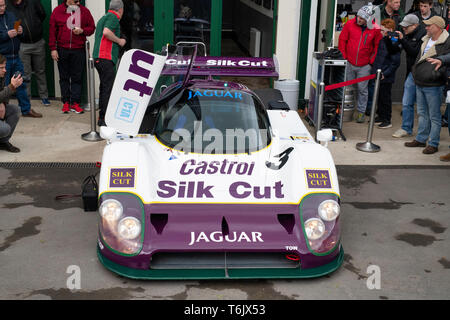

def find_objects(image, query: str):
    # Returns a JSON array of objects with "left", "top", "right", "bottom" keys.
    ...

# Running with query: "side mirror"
[
  {"left": 317, "top": 129, "right": 333, "bottom": 147},
  {"left": 100, "top": 126, "right": 117, "bottom": 140}
]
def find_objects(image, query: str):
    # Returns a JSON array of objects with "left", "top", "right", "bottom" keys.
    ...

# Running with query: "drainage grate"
[{"left": 0, "top": 162, "right": 98, "bottom": 169}]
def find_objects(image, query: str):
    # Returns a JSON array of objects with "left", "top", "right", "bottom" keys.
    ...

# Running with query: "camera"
[{"left": 387, "top": 31, "right": 398, "bottom": 38}]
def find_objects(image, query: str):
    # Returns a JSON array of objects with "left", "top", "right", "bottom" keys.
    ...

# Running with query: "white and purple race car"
[{"left": 96, "top": 45, "right": 343, "bottom": 279}]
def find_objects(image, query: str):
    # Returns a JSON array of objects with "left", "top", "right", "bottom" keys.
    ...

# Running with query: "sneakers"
[
  {"left": 62, "top": 102, "right": 84, "bottom": 114},
  {"left": 392, "top": 128, "right": 411, "bottom": 138},
  {"left": 374, "top": 117, "right": 383, "bottom": 124},
  {"left": 70, "top": 102, "right": 84, "bottom": 114},
  {"left": 41, "top": 98, "right": 51, "bottom": 106},
  {"left": 440, "top": 152, "right": 450, "bottom": 162},
  {"left": 0, "top": 142, "right": 20, "bottom": 153},
  {"left": 377, "top": 121, "right": 392, "bottom": 129},
  {"left": 62, "top": 102, "right": 70, "bottom": 113},
  {"left": 355, "top": 112, "right": 365, "bottom": 123},
  {"left": 405, "top": 140, "right": 426, "bottom": 148},
  {"left": 22, "top": 108, "right": 42, "bottom": 118},
  {"left": 422, "top": 146, "right": 438, "bottom": 155}
]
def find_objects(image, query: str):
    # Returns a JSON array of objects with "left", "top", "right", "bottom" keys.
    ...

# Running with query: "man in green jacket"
[
  {"left": 93, "top": 0, "right": 126, "bottom": 127},
  {"left": 378, "top": 0, "right": 405, "bottom": 29}
]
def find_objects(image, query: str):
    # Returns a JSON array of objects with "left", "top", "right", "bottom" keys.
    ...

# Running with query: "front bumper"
[{"left": 97, "top": 244, "right": 344, "bottom": 280}]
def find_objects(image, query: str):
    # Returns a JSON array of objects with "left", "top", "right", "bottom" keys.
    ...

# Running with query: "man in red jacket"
[
  {"left": 49, "top": 0, "right": 95, "bottom": 114},
  {"left": 339, "top": 5, "right": 383, "bottom": 123}
]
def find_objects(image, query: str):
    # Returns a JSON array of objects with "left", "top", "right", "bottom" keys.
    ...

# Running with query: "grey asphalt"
[{"left": 0, "top": 164, "right": 448, "bottom": 300}]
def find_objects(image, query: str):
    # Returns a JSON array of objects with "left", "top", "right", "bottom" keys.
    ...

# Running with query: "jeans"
[
  {"left": 366, "top": 79, "right": 375, "bottom": 114},
  {"left": 401, "top": 73, "right": 416, "bottom": 135},
  {"left": 346, "top": 63, "right": 371, "bottom": 113},
  {"left": 415, "top": 85, "right": 443, "bottom": 148},
  {"left": 4, "top": 56, "right": 31, "bottom": 115},
  {"left": 19, "top": 39, "right": 49, "bottom": 99}
]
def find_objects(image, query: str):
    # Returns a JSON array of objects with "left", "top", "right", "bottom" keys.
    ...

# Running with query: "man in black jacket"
[
  {"left": 405, "top": 16, "right": 450, "bottom": 154},
  {"left": 392, "top": 14, "right": 426, "bottom": 138},
  {"left": 7, "top": 0, "right": 49, "bottom": 106}
]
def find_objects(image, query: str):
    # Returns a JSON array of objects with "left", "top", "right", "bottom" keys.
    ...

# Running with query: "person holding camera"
[
  {"left": 371, "top": 18, "right": 401, "bottom": 129},
  {"left": 7, "top": 0, "right": 50, "bottom": 106},
  {"left": 0, "top": 0, "right": 41, "bottom": 118},
  {"left": 392, "top": 14, "right": 426, "bottom": 138},
  {"left": 0, "top": 54, "right": 23, "bottom": 153},
  {"left": 405, "top": 16, "right": 450, "bottom": 155}
]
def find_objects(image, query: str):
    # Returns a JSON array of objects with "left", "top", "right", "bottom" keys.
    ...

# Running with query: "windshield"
[{"left": 155, "top": 88, "right": 272, "bottom": 154}]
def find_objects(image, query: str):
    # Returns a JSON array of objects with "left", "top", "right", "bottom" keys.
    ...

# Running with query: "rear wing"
[{"left": 161, "top": 55, "right": 279, "bottom": 78}]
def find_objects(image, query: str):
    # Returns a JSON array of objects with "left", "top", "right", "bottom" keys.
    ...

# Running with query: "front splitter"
[{"left": 97, "top": 246, "right": 344, "bottom": 280}]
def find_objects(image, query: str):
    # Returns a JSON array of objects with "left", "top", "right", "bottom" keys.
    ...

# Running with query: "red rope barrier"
[{"left": 325, "top": 74, "right": 376, "bottom": 92}]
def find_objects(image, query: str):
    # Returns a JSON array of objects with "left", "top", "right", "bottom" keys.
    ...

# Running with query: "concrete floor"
[
  {"left": 0, "top": 165, "right": 448, "bottom": 300},
  {"left": 1, "top": 99, "right": 449, "bottom": 165}
]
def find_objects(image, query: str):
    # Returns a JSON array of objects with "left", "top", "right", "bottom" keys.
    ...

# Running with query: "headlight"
[
  {"left": 99, "top": 199, "right": 123, "bottom": 222},
  {"left": 304, "top": 218, "right": 325, "bottom": 240},
  {"left": 118, "top": 217, "right": 141, "bottom": 240},
  {"left": 318, "top": 200, "right": 340, "bottom": 221}
]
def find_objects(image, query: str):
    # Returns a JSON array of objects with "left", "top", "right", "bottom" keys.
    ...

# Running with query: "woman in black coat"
[{"left": 371, "top": 19, "right": 401, "bottom": 128}]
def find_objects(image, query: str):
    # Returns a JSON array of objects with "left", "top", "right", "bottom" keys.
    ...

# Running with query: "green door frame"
[
  {"left": 297, "top": 0, "right": 335, "bottom": 102},
  {"left": 210, "top": 0, "right": 222, "bottom": 56},
  {"left": 296, "top": 0, "right": 313, "bottom": 102},
  {"left": 154, "top": 0, "right": 174, "bottom": 53}
]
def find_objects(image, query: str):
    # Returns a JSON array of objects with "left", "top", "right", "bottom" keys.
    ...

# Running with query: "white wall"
[
  {"left": 304, "top": 0, "right": 318, "bottom": 100},
  {"left": 275, "top": 0, "right": 301, "bottom": 80}
]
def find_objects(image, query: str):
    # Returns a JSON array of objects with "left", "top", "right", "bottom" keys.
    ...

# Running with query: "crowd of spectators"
[
  {"left": 339, "top": 0, "right": 450, "bottom": 162},
  {"left": 0, "top": 0, "right": 125, "bottom": 153},
  {"left": 0, "top": 0, "right": 449, "bottom": 163}
]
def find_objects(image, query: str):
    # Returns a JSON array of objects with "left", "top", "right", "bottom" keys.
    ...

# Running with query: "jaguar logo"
[{"left": 188, "top": 231, "right": 264, "bottom": 246}]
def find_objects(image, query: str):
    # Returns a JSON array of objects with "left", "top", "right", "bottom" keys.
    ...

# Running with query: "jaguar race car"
[{"left": 96, "top": 45, "right": 344, "bottom": 279}]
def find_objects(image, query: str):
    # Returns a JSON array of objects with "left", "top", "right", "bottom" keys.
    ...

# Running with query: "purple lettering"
[
  {"left": 236, "top": 163, "right": 248, "bottom": 175},
  {"left": 229, "top": 181, "right": 251, "bottom": 199},
  {"left": 187, "top": 181, "right": 195, "bottom": 198},
  {"left": 194, "top": 161, "right": 208, "bottom": 175},
  {"left": 178, "top": 181, "right": 186, "bottom": 198},
  {"left": 220, "top": 159, "right": 229, "bottom": 174},
  {"left": 128, "top": 50, "right": 155, "bottom": 79},
  {"left": 196, "top": 182, "right": 214, "bottom": 198},
  {"left": 180, "top": 160, "right": 195, "bottom": 175},
  {"left": 254, "top": 186, "right": 271, "bottom": 199},
  {"left": 207, "top": 161, "right": 220, "bottom": 174},
  {"left": 273, "top": 181, "right": 285, "bottom": 199},
  {"left": 157, "top": 180, "right": 176, "bottom": 198},
  {"left": 123, "top": 79, "right": 153, "bottom": 97}
]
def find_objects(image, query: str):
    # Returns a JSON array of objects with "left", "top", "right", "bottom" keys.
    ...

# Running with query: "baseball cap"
[
  {"left": 423, "top": 16, "right": 446, "bottom": 29},
  {"left": 399, "top": 14, "right": 420, "bottom": 27}
]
